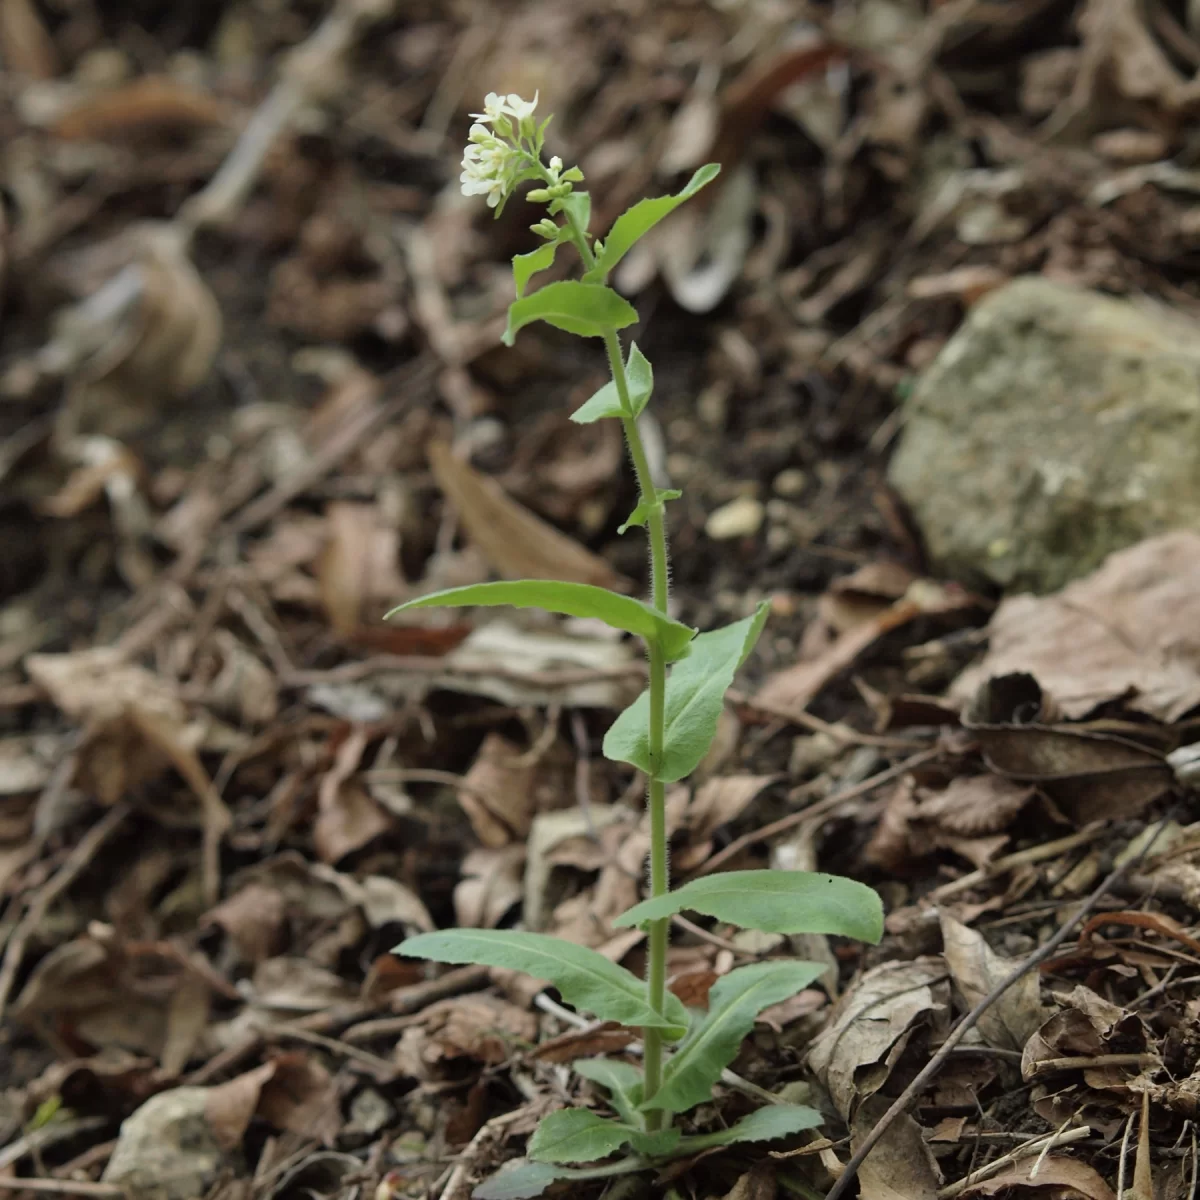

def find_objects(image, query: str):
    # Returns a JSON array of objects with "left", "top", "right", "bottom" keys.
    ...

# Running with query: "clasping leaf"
[
  {"left": 583, "top": 165, "right": 720, "bottom": 284},
  {"left": 503, "top": 281, "right": 637, "bottom": 345},
  {"left": 604, "top": 602, "right": 769, "bottom": 781},
  {"left": 388, "top": 580, "right": 696, "bottom": 662},
  {"left": 571, "top": 343, "right": 654, "bottom": 424},
  {"left": 614, "top": 870, "right": 884, "bottom": 944},
  {"left": 396, "top": 929, "right": 689, "bottom": 1037},
  {"left": 643, "top": 961, "right": 825, "bottom": 1112},
  {"left": 529, "top": 1109, "right": 636, "bottom": 1164}
]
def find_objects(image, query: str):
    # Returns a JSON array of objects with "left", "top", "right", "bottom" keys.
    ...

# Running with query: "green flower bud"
[{"left": 526, "top": 187, "right": 552, "bottom": 203}]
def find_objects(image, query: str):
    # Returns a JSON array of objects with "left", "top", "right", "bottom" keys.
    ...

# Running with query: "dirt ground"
[{"left": 4, "top": 1, "right": 1200, "bottom": 1198}]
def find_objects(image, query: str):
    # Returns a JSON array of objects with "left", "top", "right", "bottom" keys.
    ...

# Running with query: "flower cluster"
[
  {"left": 459, "top": 91, "right": 583, "bottom": 217},
  {"left": 459, "top": 92, "right": 538, "bottom": 210}
]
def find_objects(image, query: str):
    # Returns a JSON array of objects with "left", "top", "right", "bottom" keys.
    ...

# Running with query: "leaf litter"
[{"left": 5, "top": 1, "right": 1200, "bottom": 1199}]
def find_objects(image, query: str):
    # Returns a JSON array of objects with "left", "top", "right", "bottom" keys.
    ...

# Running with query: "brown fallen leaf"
[
  {"left": 758, "top": 577, "right": 981, "bottom": 712},
  {"left": 26, "top": 647, "right": 231, "bottom": 902},
  {"left": 0, "top": 0, "right": 58, "bottom": 79},
  {"left": 963, "top": 673, "right": 1173, "bottom": 823},
  {"left": 205, "top": 1053, "right": 340, "bottom": 1150},
  {"left": 808, "top": 958, "right": 952, "bottom": 1122},
  {"left": 940, "top": 913, "right": 1047, "bottom": 1052},
  {"left": 203, "top": 883, "right": 287, "bottom": 965},
  {"left": 316, "top": 500, "right": 408, "bottom": 637},
  {"left": 867, "top": 774, "right": 1033, "bottom": 872},
  {"left": 957, "top": 1157, "right": 1116, "bottom": 1200},
  {"left": 455, "top": 845, "right": 526, "bottom": 930},
  {"left": 953, "top": 533, "right": 1200, "bottom": 722},
  {"left": 314, "top": 726, "right": 392, "bottom": 863},
  {"left": 52, "top": 76, "right": 231, "bottom": 141},
  {"left": 428, "top": 440, "right": 628, "bottom": 590},
  {"left": 852, "top": 1095, "right": 941, "bottom": 1200}
]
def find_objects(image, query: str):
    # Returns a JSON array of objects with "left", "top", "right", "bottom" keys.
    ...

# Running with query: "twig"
[
  {"left": 1117, "top": 1111, "right": 1134, "bottom": 1199},
  {"left": 1028, "top": 1053, "right": 1160, "bottom": 1077},
  {"left": 342, "top": 965, "right": 491, "bottom": 1042},
  {"left": 925, "top": 824, "right": 1107, "bottom": 902},
  {"left": 937, "top": 1126, "right": 1090, "bottom": 1199},
  {"left": 0, "top": 1181, "right": 125, "bottom": 1197},
  {"left": 727, "top": 689, "right": 926, "bottom": 750},
  {"left": 0, "top": 805, "right": 130, "bottom": 1020},
  {"left": 823, "top": 814, "right": 1173, "bottom": 1200},
  {"left": 691, "top": 747, "right": 941, "bottom": 879},
  {"left": 438, "top": 1108, "right": 532, "bottom": 1200},
  {"left": 0, "top": 1117, "right": 109, "bottom": 1172}
]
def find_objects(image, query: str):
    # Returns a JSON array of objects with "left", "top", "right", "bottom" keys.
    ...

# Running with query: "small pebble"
[
  {"left": 706, "top": 495, "right": 764, "bottom": 540},
  {"left": 772, "top": 468, "right": 807, "bottom": 497}
]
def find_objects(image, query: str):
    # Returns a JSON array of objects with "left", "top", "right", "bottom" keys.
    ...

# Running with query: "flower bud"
[{"left": 526, "top": 188, "right": 552, "bottom": 203}]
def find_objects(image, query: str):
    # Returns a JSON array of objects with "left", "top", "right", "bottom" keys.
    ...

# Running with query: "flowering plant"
[{"left": 391, "top": 94, "right": 883, "bottom": 1198}]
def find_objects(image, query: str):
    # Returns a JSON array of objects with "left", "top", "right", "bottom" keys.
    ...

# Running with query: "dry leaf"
[
  {"left": 852, "top": 1096, "right": 941, "bottom": 1200},
  {"left": 52, "top": 76, "right": 231, "bottom": 141},
  {"left": 758, "top": 578, "right": 977, "bottom": 712},
  {"left": 455, "top": 845, "right": 526, "bottom": 929},
  {"left": 428, "top": 441, "right": 628, "bottom": 590},
  {"left": 809, "top": 958, "right": 951, "bottom": 1121},
  {"left": 953, "top": 533, "right": 1200, "bottom": 722},
  {"left": 0, "top": 0, "right": 59, "bottom": 79},
  {"left": 940, "top": 914, "right": 1047, "bottom": 1052},
  {"left": 316, "top": 500, "right": 406, "bottom": 636},
  {"left": 964, "top": 673, "right": 1172, "bottom": 823},
  {"left": 204, "top": 884, "right": 287, "bottom": 964},
  {"left": 958, "top": 1157, "right": 1116, "bottom": 1200},
  {"left": 314, "top": 727, "right": 392, "bottom": 863}
]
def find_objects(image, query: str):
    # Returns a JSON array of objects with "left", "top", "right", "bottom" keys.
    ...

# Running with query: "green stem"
[{"left": 564, "top": 203, "right": 674, "bottom": 1128}]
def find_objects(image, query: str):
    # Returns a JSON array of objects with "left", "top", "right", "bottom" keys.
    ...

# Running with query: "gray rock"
[
  {"left": 103, "top": 1088, "right": 226, "bottom": 1200},
  {"left": 888, "top": 277, "right": 1200, "bottom": 592}
]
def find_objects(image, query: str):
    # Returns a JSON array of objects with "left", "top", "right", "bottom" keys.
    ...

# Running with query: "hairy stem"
[{"left": 565, "top": 206, "right": 673, "bottom": 1126}]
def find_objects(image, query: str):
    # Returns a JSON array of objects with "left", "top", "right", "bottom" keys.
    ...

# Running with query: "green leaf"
[
  {"left": 570, "top": 379, "right": 623, "bottom": 424},
  {"left": 503, "top": 281, "right": 637, "bottom": 346},
  {"left": 473, "top": 1157, "right": 649, "bottom": 1200},
  {"left": 569, "top": 342, "right": 654, "bottom": 425},
  {"left": 528, "top": 1109, "right": 635, "bottom": 1164},
  {"left": 624, "top": 343, "right": 654, "bottom": 416},
  {"left": 584, "top": 165, "right": 720, "bottom": 283},
  {"left": 680, "top": 1104, "right": 824, "bottom": 1153},
  {"left": 619, "top": 489, "right": 680, "bottom": 535},
  {"left": 555, "top": 191, "right": 591, "bottom": 235},
  {"left": 644, "top": 962, "right": 826, "bottom": 1113},
  {"left": 614, "top": 871, "right": 884, "bottom": 944},
  {"left": 629, "top": 1128, "right": 681, "bottom": 1158},
  {"left": 604, "top": 602, "right": 769, "bottom": 782},
  {"left": 513, "top": 242, "right": 558, "bottom": 299},
  {"left": 473, "top": 1161, "right": 570, "bottom": 1200},
  {"left": 574, "top": 1059, "right": 644, "bottom": 1127},
  {"left": 388, "top": 581, "right": 695, "bottom": 663},
  {"left": 395, "top": 930, "right": 689, "bottom": 1036}
]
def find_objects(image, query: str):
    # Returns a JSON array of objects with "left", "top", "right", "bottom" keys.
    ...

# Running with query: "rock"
[
  {"left": 103, "top": 1088, "right": 226, "bottom": 1200},
  {"left": 706, "top": 495, "right": 764, "bottom": 540},
  {"left": 888, "top": 276, "right": 1200, "bottom": 592}
]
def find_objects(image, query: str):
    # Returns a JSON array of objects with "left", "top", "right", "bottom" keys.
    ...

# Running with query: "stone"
[
  {"left": 888, "top": 276, "right": 1200, "bottom": 593},
  {"left": 103, "top": 1088, "right": 226, "bottom": 1200},
  {"left": 706, "top": 495, "right": 764, "bottom": 540}
]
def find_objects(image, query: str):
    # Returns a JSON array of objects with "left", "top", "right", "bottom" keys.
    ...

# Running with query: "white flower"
[
  {"left": 504, "top": 91, "right": 538, "bottom": 121},
  {"left": 460, "top": 135, "right": 518, "bottom": 208},
  {"left": 472, "top": 91, "right": 538, "bottom": 126},
  {"left": 548, "top": 155, "right": 563, "bottom": 173}
]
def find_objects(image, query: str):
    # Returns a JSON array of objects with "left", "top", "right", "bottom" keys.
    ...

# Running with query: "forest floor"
[{"left": 3, "top": 2, "right": 1200, "bottom": 1199}]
